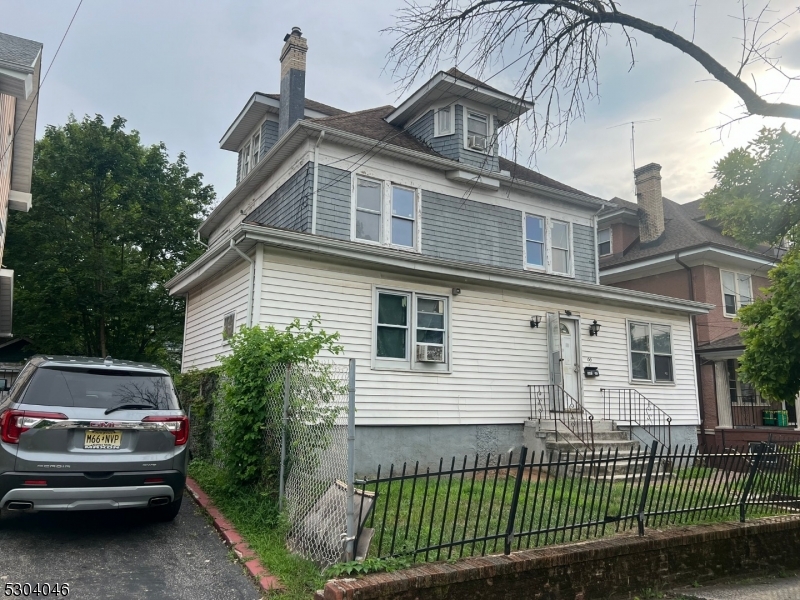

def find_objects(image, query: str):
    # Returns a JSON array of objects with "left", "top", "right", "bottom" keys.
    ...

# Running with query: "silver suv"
[{"left": 0, "top": 356, "right": 188, "bottom": 521}]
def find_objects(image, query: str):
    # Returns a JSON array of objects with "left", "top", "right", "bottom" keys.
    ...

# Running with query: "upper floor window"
[
  {"left": 251, "top": 132, "right": 261, "bottom": 165},
  {"left": 524, "top": 214, "right": 572, "bottom": 276},
  {"left": 721, "top": 270, "right": 752, "bottom": 317},
  {"left": 598, "top": 228, "right": 612, "bottom": 256},
  {"left": 239, "top": 142, "right": 251, "bottom": 181},
  {"left": 354, "top": 177, "right": 418, "bottom": 249},
  {"left": 629, "top": 321, "right": 673, "bottom": 383},
  {"left": 434, "top": 107, "right": 453, "bottom": 136},
  {"left": 465, "top": 110, "right": 490, "bottom": 153}
]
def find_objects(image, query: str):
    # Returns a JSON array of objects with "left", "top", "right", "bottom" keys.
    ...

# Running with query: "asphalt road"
[
  {"left": 674, "top": 575, "right": 800, "bottom": 600},
  {"left": 0, "top": 497, "right": 261, "bottom": 600}
]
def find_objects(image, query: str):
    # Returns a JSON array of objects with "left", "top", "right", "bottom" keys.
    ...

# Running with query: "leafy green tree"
[
  {"left": 5, "top": 114, "right": 214, "bottom": 369},
  {"left": 702, "top": 126, "right": 800, "bottom": 403}
]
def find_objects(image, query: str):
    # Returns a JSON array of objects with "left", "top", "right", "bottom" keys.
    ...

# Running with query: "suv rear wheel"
[{"left": 150, "top": 496, "right": 182, "bottom": 522}]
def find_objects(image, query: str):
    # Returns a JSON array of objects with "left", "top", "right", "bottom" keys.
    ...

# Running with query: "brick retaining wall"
[{"left": 317, "top": 516, "right": 800, "bottom": 600}]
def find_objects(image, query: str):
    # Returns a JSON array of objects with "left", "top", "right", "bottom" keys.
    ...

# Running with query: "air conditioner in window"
[
  {"left": 467, "top": 135, "right": 488, "bottom": 151},
  {"left": 416, "top": 344, "right": 445, "bottom": 363}
]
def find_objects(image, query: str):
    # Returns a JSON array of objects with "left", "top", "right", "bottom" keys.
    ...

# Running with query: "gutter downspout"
[
  {"left": 231, "top": 238, "right": 254, "bottom": 327},
  {"left": 311, "top": 131, "right": 325, "bottom": 234},
  {"left": 676, "top": 250, "right": 706, "bottom": 448}
]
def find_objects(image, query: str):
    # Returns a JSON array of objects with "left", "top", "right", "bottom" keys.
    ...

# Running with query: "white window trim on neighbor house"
[
  {"left": 222, "top": 311, "right": 236, "bottom": 345},
  {"left": 351, "top": 176, "right": 421, "bottom": 252},
  {"left": 720, "top": 270, "right": 753, "bottom": 318},
  {"left": 462, "top": 106, "right": 493, "bottom": 155},
  {"left": 433, "top": 105, "right": 454, "bottom": 137},
  {"left": 626, "top": 319, "right": 675, "bottom": 385},
  {"left": 523, "top": 213, "right": 574, "bottom": 277},
  {"left": 598, "top": 228, "right": 612, "bottom": 256},
  {"left": 239, "top": 141, "right": 251, "bottom": 182},
  {"left": 371, "top": 286, "right": 451, "bottom": 373}
]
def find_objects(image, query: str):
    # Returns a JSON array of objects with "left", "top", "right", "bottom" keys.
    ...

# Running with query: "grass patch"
[{"left": 189, "top": 459, "right": 326, "bottom": 600}]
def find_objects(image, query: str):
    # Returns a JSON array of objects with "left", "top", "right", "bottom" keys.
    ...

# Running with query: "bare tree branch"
[{"left": 386, "top": 0, "right": 800, "bottom": 149}]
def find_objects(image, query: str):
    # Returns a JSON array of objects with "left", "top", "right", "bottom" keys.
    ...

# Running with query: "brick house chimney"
[
  {"left": 278, "top": 27, "right": 307, "bottom": 137},
  {"left": 634, "top": 162, "right": 665, "bottom": 244}
]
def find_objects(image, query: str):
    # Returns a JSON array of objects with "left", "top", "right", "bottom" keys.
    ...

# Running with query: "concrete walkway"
[{"left": 674, "top": 575, "right": 800, "bottom": 600}]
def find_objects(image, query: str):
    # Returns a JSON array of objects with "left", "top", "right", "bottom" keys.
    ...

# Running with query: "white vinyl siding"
[
  {"left": 181, "top": 261, "right": 250, "bottom": 371},
  {"left": 231, "top": 251, "right": 701, "bottom": 427}
]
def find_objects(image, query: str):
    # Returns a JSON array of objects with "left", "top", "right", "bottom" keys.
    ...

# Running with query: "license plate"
[{"left": 84, "top": 430, "right": 122, "bottom": 449}]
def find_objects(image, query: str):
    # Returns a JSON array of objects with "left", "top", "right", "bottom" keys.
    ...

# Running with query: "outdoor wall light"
[
  {"left": 530, "top": 315, "right": 542, "bottom": 328},
  {"left": 589, "top": 320, "right": 601, "bottom": 336}
]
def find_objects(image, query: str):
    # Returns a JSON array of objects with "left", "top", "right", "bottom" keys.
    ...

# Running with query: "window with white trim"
[
  {"left": 629, "top": 321, "right": 673, "bottom": 383},
  {"left": 598, "top": 228, "right": 612, "bottom": 256},
  {"left": 524, "top": 214, "right": 573, "bottom": 276},
  {"left": 465, "top": 110, "right": 490, "bottom": 153},
  {"left": 525, "top": 215, "right": 545, "bottom": 268},
  {"left": 434, "top": 107, "right": 453, "bottom": 136},
  {"left": 374, "top": 290, "right": 448, "bottom": 371},
  {"left": 251, "top": 131, "right": 261, "bottom": 165},
  {"left": 720, "top": 270, "right": 752, "bottom": 317},
  {"left": 222, "top": 312, "right": 236, "bottom": 341},
  {"left": 239, "top": 142, "right": 251, "bottom": 181},
  {"left": 353, "top": 178, "right": 419, "bottom": 249}
]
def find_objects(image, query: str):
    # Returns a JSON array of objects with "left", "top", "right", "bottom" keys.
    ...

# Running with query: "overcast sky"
[{"left": 3, "top": 0, "right": 799, "bottom": 205}]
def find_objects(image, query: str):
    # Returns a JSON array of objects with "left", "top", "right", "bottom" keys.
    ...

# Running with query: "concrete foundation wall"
[{"left": 354, "top": 424, "right": 524, "bottom": 475}]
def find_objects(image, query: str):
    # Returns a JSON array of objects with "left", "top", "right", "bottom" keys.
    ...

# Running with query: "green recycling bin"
[
  {"left": 777, "top": 410, "right": 789, "bottom": 427},
  {"left": 762, "top": 410, "right": 777, "bottom": 426}
]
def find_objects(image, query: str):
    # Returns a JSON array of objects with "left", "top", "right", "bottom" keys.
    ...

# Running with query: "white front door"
[{"left": 559, "top": 319, "right": 580, "bottom": 402}]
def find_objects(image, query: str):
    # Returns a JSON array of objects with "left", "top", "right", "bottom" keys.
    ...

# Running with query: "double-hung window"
[
  {"left": 629, "top": 321, "right": 673, "bottom": 383},
  {"left": 465, "top": 110, "right": 490, "bottom": 153},
  {"left": 525, "top": 215, "right": 545, "bottom": 268},
  {"left": 354, "top": 178, "right": 418, "bottom": 249},
  {"left": 721, "top": 270, "right": 752, "bottom": 317},
  {"left": 240, "top": 142, "right": 251, "bottom": 181},
  {"left": 435, "top": 107, "right": 452, "bottom": 136},
  {"left": 375, "top": 290, "right": 448, "bottom": 370},
  {"left": 598, "top": 228, "right": 612, "bottom": 256},
  {"left": 355, "top": 178, "right": 382, "bottom": 242},
  {"left": 524, "top": 215, "right": 572, "bottom": 276},
  {"left": 551, "top": 220, "right": 570, "bottom": 274}
]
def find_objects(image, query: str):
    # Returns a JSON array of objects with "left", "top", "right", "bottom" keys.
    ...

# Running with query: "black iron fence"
[
  {"left": 528, "top": 384, "right": 595, "bottom": 449},
  {"left": 601, "top": 387, "right": 672, "bottom": 449},
  {"left": 355, "top": 441, "right": 800, "bottom": 563}
]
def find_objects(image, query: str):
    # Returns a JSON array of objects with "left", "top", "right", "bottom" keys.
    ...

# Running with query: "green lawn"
[
  {"left": 189, "top": 460, "right": 326, "bottom": 600},
  {"left": 362, "top": 458, "right": 796, "bottom": 563}
]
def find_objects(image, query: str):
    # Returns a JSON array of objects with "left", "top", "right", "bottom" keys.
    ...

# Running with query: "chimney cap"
[
  {"left": 634, "top": 162, "right": 662, "bottom": 178},
  {"left": 284, "top": 26, "right": 303, "bottom": 41}
]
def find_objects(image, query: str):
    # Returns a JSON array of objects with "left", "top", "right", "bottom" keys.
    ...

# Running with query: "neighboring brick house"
[
  {"left": 598, "top": 163, "right": 794, "bottom": 448},
  {"left": 0, "top": 31, "right": 42, "bottom": 338}
]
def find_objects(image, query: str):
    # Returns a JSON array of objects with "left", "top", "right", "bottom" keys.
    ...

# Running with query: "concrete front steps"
[{"left": 523, "top": 419, "right": 660, "bottom": 479}]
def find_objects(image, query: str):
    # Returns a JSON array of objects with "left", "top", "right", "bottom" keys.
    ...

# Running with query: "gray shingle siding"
[
  {"left": 573, "top": 223, "right": 596, "bottom": 283},
  {"left": 421, "top": 190, "right": 522, "bottom": 269},
  {"left": 315, "top": 164, "right": 351, "bottom": 240},
  {"left": 246, "top": 162, "right": 313, "bottom": 232},
  {"left": 261, "top": 120, "right": 279, "bottom": 155}
]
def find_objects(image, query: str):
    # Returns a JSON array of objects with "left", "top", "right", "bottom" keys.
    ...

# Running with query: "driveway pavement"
[
  {"left": 0, "top": 497, "right": 261, "bottom": 600},
  {"left": 673, "top": 575, "right": 800, "bottom": 600}
]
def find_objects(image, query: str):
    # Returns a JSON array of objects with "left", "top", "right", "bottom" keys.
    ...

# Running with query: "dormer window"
[
  {"left": 251, "top": 132, "right": 261, "bottom": 165},
  {"left": 465, "top": 109, "right": 490, "bottom": 153},
  {"left": 239, "top": 142, "right": 251, "bottom": 181},
  {"left": 434, "top": 107, "right": 453, "bottom": 136}
]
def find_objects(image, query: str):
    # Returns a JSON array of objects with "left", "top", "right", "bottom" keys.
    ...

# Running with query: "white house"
[{"left": 166, "top": 28, "right": 712, "bottom": 472}]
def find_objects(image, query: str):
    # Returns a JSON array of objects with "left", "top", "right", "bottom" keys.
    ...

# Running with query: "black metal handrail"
[
  {"left": 601, "top": 388, "right": 672, "bottom": 450},
  {"left": 528, "top": 384, "right": 594, "bottom": 449}
]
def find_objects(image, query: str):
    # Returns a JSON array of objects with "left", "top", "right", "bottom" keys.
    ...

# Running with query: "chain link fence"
[{"left": 181, "top": 358, "right": 356, "bottom": 568}]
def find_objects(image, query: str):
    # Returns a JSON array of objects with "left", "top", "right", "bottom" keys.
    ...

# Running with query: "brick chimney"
[
  {"left": 634, "top": 162, "right": 665, "bottom": 244},
  {"left": 278, "top": 26, "right": 307, "bottom": 137}
]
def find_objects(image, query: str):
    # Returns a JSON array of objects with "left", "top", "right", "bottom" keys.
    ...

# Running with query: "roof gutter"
[{"left": 311, "top": 130, "right": 325, "bottom": 234}]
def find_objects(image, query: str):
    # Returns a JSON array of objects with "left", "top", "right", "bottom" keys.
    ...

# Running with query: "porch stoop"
[{"left": 523, "top": 419, "right": 661, "bottom": 479}]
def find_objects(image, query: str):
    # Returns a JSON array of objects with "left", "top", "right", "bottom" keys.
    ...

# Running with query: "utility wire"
[{"left": 0, "top": 0, "right": 84, "bottom": 165}]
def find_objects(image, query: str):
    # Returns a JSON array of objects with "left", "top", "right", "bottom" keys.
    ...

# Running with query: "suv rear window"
[{"left": 21, "top": 367, "right": 179, "bottom": 410}]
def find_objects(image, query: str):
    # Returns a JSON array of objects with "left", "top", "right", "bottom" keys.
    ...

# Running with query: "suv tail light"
[
  {"left": 142, "top": 415, "right": 189, "bottom": 446},
  {"left": 0, "top": 410, "right": 68, "bottom": 444}
]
